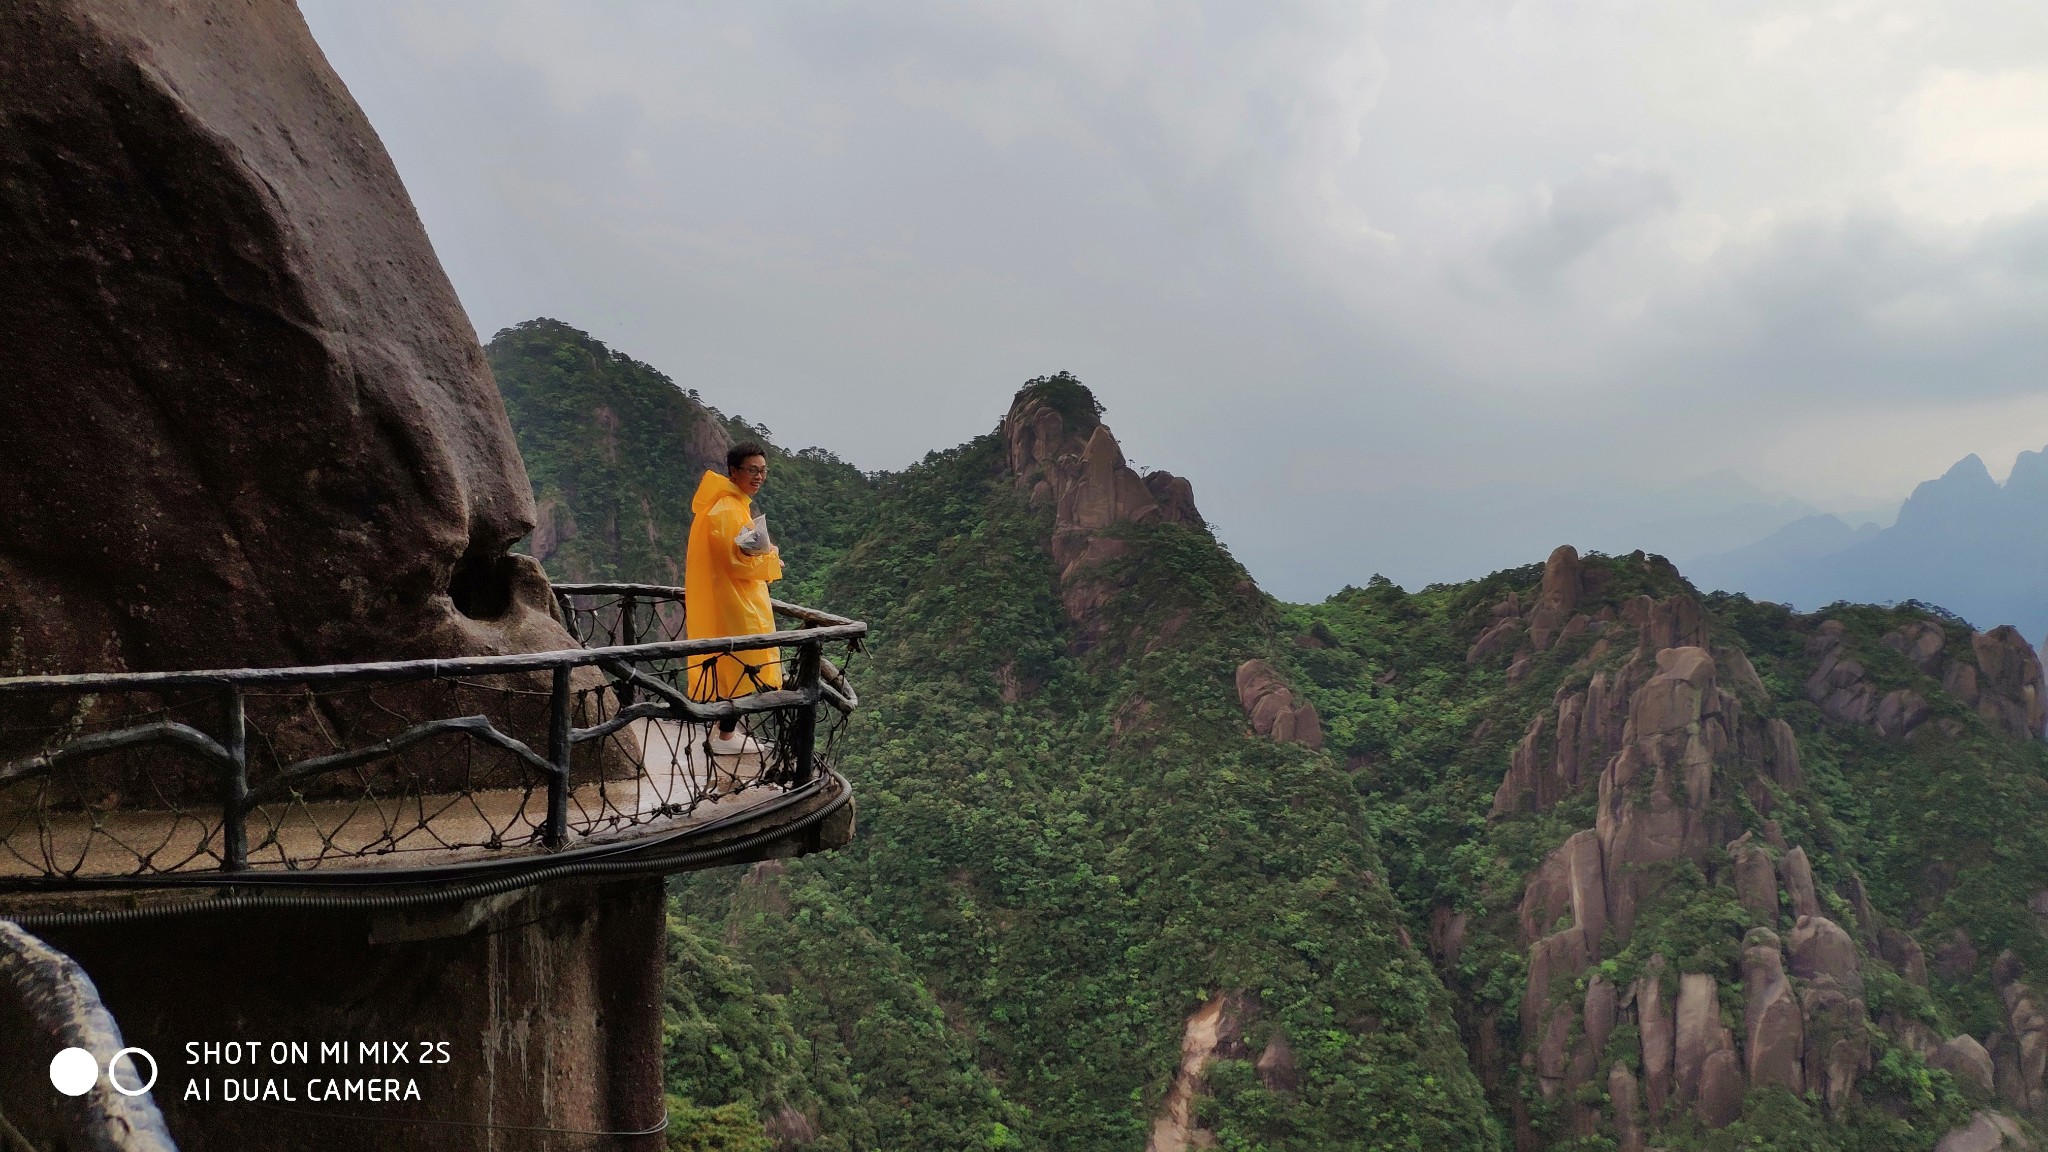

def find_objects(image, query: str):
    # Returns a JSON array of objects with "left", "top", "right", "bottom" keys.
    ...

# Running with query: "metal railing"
[{"left": 0, "top": 587, "right": 863, "bottom": 889}]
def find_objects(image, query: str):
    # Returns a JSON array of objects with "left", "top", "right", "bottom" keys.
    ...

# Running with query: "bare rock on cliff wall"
[
  {"left": 1932, "top": 1035, "right": 1997, "bottom": 1102},
  {"left": 1525, "top": 927, "right": 1595, "bottom": 1087},
  {"left": 1765, "top": 718, "right": 1804, "bottom": 789},
  {"left": 1609, "top": 1061, "right": 1647, "bottom": 1152},
  {"left": 1698, "top": 1047, "right": 1743, "bottom": 1129},
  {"left": 1883, "top": 621, "right": 1950, "bottom": 675},
  {"left": 1518, "top": 829, "right": 1607, "bottom": 947},
  {"left": 1598, "top": 647, "right": 1720, "bottom": 935},
  {"left": 1876, "top": 688, "right": 1933, "bottom": 738},
  {"left": 1792, "top": 915, "right": 1870, "bottom": 1112},
  {"left": 1743, "top": 928, "right": 1804, "bottom": 1093},
  {"left": 1147, "top": 992, "right": 1249, "bottom": 1152},
  {"left": 0, "top": 0, "right": 576, "bottom": 681},
  {"left": 1972, "top": 627, "right": 2047, "bottom": 739},
  {"left": 1730, "top": 834, "right": 1780, "bottom": 926},
  {"left": 1878, "top": 927, "right": 1930, "bottom": 987},
  {"left": 1993, "top": 953, "right": 2048, "bottom": 1111},
  {"left": 1806, "top": 628, "right": 1880, "bottom": 727},
  {"left": 1635, "top": 957, "right": 1676, "bottom": 1116},
  {"left": 1790, "top": 915, "right": 1863, "bottom": 994},
  {"left": 1468, "top": 617, "right": 1524, "bottom": 665},
  {"left": 1624, "top": 593, "right": 1708, "bottom": 653},
  {"left": 1780, "top": 846, "right": 1823, "bottom": 921},
  {"left": 1720, "top": 646, "right": 1768, "bottom": 698},
  {"left": 1235, "top": 660, "right": 1324, "bottom": 749},
  {"left": 1002, "top": 388, "right": 1202, "bottom": 650},
  {"left": 1492, "top": 714, "right": 1549, "bottom": 816},
  {"left": 1675, "top": 972, "right": 1736, "bottom": 1121},
  {"left": 1527, "top": 546, "right": 1582, "bottom": 652},
  {"left": 1934, "top": 1111, "right": 2034, "bottom": 1152}
]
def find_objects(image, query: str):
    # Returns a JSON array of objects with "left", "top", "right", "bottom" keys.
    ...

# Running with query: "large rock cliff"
[
  {"left": 1001, "top": 375, "right": 1201, "bottom": 651},
  {"left": 0, "top": 0, "right": 574, "bottom": 678}
]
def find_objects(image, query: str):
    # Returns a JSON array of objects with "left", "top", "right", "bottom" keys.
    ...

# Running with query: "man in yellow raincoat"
[{"left": 685, "top": 442, "right": 784, "bottom": 754}]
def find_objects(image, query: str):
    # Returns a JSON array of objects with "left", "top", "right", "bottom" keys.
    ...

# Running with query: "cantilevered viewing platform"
[{"left": 0, "top": 585, "right": 865, "bottom": 922}]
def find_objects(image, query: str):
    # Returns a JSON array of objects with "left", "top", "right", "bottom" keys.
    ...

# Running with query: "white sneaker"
[{"left": 707, "top": 729, "right": 759, "bottom": 756}]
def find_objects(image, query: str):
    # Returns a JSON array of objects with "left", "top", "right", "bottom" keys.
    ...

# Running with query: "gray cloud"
[
  {"left": 299, "top": 0, "right": 2048, "bottom": 600},
  {"left": 1492, "top": 163, "right": 1680, "bottom": 287}
]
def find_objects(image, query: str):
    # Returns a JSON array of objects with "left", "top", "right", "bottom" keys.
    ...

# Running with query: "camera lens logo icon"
[{"left": 49, "top": 1047, "right": 157, "bottom": 1097}]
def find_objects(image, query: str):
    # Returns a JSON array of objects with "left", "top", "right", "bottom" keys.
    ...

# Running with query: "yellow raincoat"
[{"left": 684, "top": 470, "right": 785, "bottom": 701}]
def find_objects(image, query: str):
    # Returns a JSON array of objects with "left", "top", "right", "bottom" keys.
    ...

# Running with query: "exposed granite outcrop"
[
  {"left": 1527, "top": 546, "right": 1583, "bottom": 653},
  {"left": 1933, "top": 1035, "right": 1998, "bottom": 1102},
  {"left": 1790, "top": 915, "right": 1869, "bottom": 1113},
  {"left": 1743, "top": 928, "right": 1804, "bottom": 1094},
  {"left": 1819, "top": 618, "right": 2046, "bottom": 740},
  {"left": 1934, "top": 1110, "right": 2034, "bottom": 1152},
  {"left": 1992, "top": 952, "right": 2047, "bottom": 1112},
  {"left": 1234, "top": 659, "right": 1325, "bottom": 749},
  {"left": 0, "top": 0, "right": 577, "bottom": 685},
  {"left": 1003, "top": 382, "right": 1202, "bottom": 650},
  {"left": 1146, "top": 992, "right": 1250, "bottom": 1152},
  {"left": 1674, "top": 972, "right": 1741, "bottom": 1128}
]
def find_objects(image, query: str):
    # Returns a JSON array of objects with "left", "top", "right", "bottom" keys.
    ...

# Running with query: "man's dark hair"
[{"left": 726, "top": 442, "right": 768, "bottom": 472}]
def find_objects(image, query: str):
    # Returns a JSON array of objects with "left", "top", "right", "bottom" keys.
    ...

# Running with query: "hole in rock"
[{"left": 447, "top": 545, "right": 517, "bottom": 621}]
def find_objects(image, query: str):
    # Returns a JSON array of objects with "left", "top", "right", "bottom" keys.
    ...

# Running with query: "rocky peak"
[
  {"left": 1001, "top": 378, "right": 1203, "bottom": 648},
  {"left": 1003, "top": 379, "right": 1201, "bottom": 548}
]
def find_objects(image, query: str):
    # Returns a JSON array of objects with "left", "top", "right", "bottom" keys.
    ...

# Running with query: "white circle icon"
[
  {"left": 109, "top": 1048, "right": 158, "bottom": 1097},
  {"left": 49, "top": 1047, "right": 97, "bottom": 1096}
]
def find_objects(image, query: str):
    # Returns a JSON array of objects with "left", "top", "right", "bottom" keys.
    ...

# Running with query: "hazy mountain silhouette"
[{"left": 1690, "top": 449, "right": 2048, "bottom": 640}]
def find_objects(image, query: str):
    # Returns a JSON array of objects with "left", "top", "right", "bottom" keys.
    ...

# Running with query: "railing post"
[
  {"left": 221, "top": 687, "right": 248, "bottom": 872},
  {"left": 546, "top": 664, "right": 571, "bottom": 849},
  {"left": 616, "top": 596, "right": 638, "bottom": 707},
  {"left": 791, "top": 639, "right": 821, "bottom": 786}
]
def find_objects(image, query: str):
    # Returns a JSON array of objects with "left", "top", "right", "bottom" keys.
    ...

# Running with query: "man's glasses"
[{"left": 738, "top": 465, "right": 768, "bottom": 477}]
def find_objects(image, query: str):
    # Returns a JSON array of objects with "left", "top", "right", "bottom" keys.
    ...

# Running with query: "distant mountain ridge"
[{"left": 1690, "top": 449, "right": 2048, "bottom": 643}]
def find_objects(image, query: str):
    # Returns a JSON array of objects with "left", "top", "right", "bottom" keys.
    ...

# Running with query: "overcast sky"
[{"left": 300, "top": 1, "right": 2048, "bottom": 599}]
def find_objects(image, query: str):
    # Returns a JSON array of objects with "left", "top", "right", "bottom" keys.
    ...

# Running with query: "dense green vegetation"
[
  {"left": 1277, "top": 559, "right": 2048, "bottom": 1150},
  {"left": 493, "top": 322, "right": 2048, "bottom": 1150},
  {"left": 489, "top": 319, "right": 870, "bottom": 600}
]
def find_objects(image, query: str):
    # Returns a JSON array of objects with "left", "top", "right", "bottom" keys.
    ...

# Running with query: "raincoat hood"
[{"left": 692, "top": 469, "right": 746, "bottom": 515}]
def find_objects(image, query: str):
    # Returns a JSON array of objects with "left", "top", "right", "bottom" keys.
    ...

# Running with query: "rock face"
[
  {"left": 1790, "top": 915, "right": 1870, "bottom": 1112},
  {"left": 1806, "top": 623, "right": 1879, "bottom": 727},
  {"left": 1527, "top": 546, "right": 1583, "bottom": 653},
  {"left": 1674, "top": 972, "right": 1738, "bottom": 1126},
  {"left": 1234, "top": 660, "right": 1324, "bottom": 749},
  {"left": 1002, "top": 379, "right": 1201, "bottom": 649},
  {"left": 1608, "top": 1062, "right": 1647, "bottom": 1152},
  {"left": 1743, "top": 928, "right": 1804, "bottom": 1093},
  {"left": 1819, "top": 618, "right": 2046, "bottom": 741},
  {"left": 1596, "top": 643, "right": 1727, "bottom": 937},
  {"left": 1992, "top": 953, "right": 2048, "bottom": 1112},
  {"left": 1636, "top": 957, "right": 1676, "bottom": 1117},
  {"left": 0, "top": 0, "right": 575, "bottom": 683},
  {"left": 1780, "top": 846, "right": 1823, "bottom": 921},
  {"left": 1933, "top": 1035, "right": 1997, "bottom": 1102},
  {"left": 1971, "top": 627, "right": 2047, "bottom": 739},
  {"left": 1146, "top": 993, "right": 1251, "bottom": 1152},
  {"left": 1934, "top": 1111, "right": 2034, "bottom": 1152},
  {"left": 1730, "top": 834, "right": 1780, "bottom": 925}
]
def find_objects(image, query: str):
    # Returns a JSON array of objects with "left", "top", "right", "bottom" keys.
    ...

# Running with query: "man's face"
[{"left": 732, "top": 455, "right": 767, "bottom": 496}]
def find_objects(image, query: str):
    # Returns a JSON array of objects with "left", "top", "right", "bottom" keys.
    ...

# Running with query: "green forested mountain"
[{"left": 492, "top": 321, "right": 2048, "bottom": 1152}]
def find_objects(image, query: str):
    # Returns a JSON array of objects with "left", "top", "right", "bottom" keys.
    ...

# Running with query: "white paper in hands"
[{"left": 735, "top": 514, "right": 776, "bottom": 556}]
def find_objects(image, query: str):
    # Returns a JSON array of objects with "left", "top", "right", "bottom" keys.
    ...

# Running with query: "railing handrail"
[
  {"left": 0, "top": 587, "right": 867, "bottom": 884},
  {"left": 551, "top": 583, "right": 861, "bottom": 630},
  {"left": 0, "top": 622, "right": 866, "bottom": 695}
]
